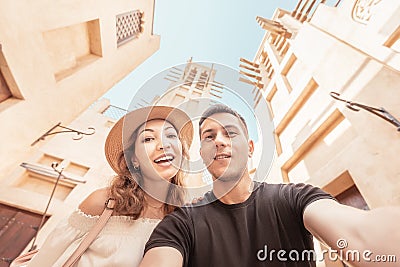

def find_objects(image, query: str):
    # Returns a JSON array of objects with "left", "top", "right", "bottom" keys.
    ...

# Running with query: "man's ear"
[
  {"left": 248, "top": 140, "right": 254, "bottom": 158},
  {"left": 199, "top": 146, "right": 204, "bottom": 161}
]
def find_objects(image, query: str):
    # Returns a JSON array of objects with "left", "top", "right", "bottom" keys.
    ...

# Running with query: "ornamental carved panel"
[
  {"left": 116, "top": 10, "right": 143, "bottom": 46},
  {"left": 352, "top": 0, "right": 382, "bottom": 24}
]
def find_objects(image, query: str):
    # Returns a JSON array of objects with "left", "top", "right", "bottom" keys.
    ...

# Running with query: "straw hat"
[{"left": 105, "top": 106, "right": 193, "bottom": 173}]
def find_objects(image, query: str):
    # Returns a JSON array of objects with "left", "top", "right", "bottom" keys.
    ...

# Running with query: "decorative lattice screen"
[{"left": 116, "top": 10, "right": 143, "bottom": 46}]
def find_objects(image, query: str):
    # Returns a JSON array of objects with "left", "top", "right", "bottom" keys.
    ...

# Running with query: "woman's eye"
[
  {"left": 167, "top": 134, "right": 177, "bottom": 139},
  {"left": 143, "top": 137, "right": 154, "bottom": 143}
]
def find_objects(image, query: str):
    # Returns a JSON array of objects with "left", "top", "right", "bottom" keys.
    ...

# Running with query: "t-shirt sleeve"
[
  {"left": 280, "top": 183, "right": 335, "bottom": 229},
  {"left": 144, "top": 207, "right": 193, "bottom": 266}
]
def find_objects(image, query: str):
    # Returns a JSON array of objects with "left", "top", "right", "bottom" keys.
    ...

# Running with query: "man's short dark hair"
[{"left": 199, "top": 104, "right": 249, "bottom": 138}]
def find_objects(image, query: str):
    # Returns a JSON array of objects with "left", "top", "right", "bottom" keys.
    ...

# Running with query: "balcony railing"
[
  {"left": 292, "top": 0, "right": 342, "bottom": 22},
  {"left": 102, "top": 104, "right": 127, "bottom": 121}
]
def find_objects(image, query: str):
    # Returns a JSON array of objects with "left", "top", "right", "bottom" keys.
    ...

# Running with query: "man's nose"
[{"left": 214, "top": 132, "right": 229, "bottom": 147}]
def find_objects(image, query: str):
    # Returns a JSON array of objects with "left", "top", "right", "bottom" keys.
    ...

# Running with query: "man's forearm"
[{"left": 304, "top": 199, "right": 400, "bottom": 266}]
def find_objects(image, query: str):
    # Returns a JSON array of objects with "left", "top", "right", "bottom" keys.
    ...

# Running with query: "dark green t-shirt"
[{"left": 145, "top": 182, "right": 334, "bottom": 267}]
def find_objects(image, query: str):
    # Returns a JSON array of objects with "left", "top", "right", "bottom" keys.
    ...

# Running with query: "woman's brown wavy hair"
[{"left": 109, "top": 120, "right": 190, "bottom": 218}]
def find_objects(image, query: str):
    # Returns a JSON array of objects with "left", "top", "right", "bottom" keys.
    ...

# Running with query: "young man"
[{"left": 139, "top": 104, "right": 400, "bottom": 267}]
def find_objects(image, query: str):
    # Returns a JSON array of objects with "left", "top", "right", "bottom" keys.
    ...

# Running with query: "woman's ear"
[{"left": 131, "top": 153, "right": 139, "bottom": 168}]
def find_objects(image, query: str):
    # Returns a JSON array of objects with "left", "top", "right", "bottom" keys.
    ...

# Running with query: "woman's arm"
[{"left": 78, "top": 188, "right": 110, "bottom": 216}]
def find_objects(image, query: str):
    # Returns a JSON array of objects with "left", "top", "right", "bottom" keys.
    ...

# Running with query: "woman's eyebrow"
[{"left": 138, "top": 128, "right": 155, "bottom": 135}]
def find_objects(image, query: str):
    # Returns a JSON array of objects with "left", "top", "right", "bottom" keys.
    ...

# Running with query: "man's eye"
[
  {"left": 143, "top": 137, "right": 154, "bottom": 142},
  {"left": 167, "top": 134, "right": 178, "bottom": 139},
  {"left": 204, "top": 135, "right": 213, "bottom": 140},
  {"left": 227, "top": 132, "right": 237, "bottom": 137}
]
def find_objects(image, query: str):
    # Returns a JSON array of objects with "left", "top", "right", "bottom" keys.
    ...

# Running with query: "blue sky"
[{"left": 103, "top": 0, "right": 296, "bottom": 108}]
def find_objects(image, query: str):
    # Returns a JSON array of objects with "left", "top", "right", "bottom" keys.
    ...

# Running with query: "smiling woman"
[
  {"left": 27, "top": 105, "right": 193, "bottom": 267},
  {"left": 125, "top": 119, "right": 185, "bottom": 205}
]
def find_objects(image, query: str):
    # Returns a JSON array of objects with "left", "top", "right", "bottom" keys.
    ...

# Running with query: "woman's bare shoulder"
[{"left": 78, "top": 188, "right": 110, "bottom": 216}]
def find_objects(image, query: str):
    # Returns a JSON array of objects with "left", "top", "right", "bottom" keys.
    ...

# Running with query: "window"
[
  {"left": 0, "top": 45, "right": 23, "bottom": 103},
  {"left": 102, "top": 104, "right": 127, "bottom": 121},
  {"left": 16, "top": 155, "right": 89, "bottom": 200},
  {"left": 384, "top": 26, "right": 400, "bottom": 53},
  {"left": 195, "top": 71, "right": 208, "bottom": 90},
  {"left": 42, "top": 19, "right": 102, "bottom": 81},
  {"left": 116, "top": 10, "right": 144, "bottom": 46},
  {"left": 184, "top": 67, "right": 197, "bottom": 86},
  {"left": 0, "top": 69, "right": 11, "bottom": 103}
]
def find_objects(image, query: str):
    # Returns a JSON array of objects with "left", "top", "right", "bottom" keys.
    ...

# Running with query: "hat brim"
[{"left": 105, "top": 106, "right": 193, "bottom": 174}]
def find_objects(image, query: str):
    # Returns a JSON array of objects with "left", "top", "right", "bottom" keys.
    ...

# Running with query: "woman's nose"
[{"left": 157, "top": 138, "right": 171, "bottom": 150}]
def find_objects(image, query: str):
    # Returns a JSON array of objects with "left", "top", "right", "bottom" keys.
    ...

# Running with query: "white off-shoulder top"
[{"left": 27, "top": 209, "right": 160, "bottom": 267}]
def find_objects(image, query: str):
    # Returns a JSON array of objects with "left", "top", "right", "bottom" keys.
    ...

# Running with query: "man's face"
[{"left": 199, "top": 113, "right": 254, "bottom": 182}]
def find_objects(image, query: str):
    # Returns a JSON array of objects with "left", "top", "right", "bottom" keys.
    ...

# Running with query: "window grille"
[{"left": 116, "top": 10, "right": 143, "bottom": 46}]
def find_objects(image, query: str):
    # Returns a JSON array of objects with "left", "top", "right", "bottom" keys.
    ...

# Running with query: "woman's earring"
[{"left": 133, "top": 165, "right": 140, "bottom": 172}]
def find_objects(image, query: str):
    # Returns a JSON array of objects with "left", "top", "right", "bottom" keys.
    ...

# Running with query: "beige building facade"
[
  {"left": 0, "top": 0, "right": 159, "bottom": 263},
  {"left": 240, "top": 0, "right": 400, "bottom": 265},
  {"left": 241, "top": 0, "right": 400, "bottom": 208},
  {"left": 148, "top": 60, "right": 225, "bottom": 195}
]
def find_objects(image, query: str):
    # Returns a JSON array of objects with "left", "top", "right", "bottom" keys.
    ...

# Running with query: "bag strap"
[
  {"left": 62, "top": 198, "right": 115, "bottom": 267},
  {"left": 30, "top": 163, "right": 65, "bottom": 251}
]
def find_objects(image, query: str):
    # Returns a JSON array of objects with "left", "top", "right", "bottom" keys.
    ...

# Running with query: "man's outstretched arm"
[
  {"left": 139, "top": 247, "right": 183, "bottom": 267},
  {"left": 304, "top": 199, "right": 400, "bottom": 266}
]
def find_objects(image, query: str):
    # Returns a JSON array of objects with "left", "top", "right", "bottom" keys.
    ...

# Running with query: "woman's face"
[{"left": 133, "top": 119, "right": 183, "bottom": 182}]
